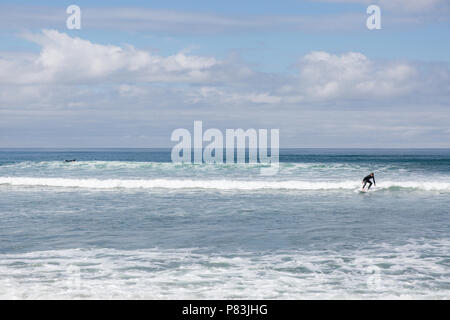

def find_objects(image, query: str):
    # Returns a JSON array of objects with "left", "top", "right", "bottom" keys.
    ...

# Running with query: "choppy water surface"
[{"left": 0, "top": 149, "right": 449, "bottom": 299}]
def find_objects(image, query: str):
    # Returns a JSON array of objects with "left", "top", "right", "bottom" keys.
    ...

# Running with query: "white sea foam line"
[
  {"left": 0, "top": 177, "right": 450, "bottom": 191},
  {"left": 0, "top": 161, "right": 385, "bottom": 171},
  {"left": 1, "top": 161, "right": 268, "bottom": 167},
  {"left": 0, "top": 239, "right": 449, "bottom": 299}
]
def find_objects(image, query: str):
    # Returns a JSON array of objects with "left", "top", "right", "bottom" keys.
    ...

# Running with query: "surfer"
[
  {"left": 362, "top": 173, "right": 376, "bottom": 190},
  {"left": 64, "top": 159, "right": 76, "bottom": 163}
]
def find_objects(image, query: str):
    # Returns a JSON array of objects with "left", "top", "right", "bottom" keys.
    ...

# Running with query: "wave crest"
[{"left": 1, "top": 177, "right": 449, "bottom": 191}]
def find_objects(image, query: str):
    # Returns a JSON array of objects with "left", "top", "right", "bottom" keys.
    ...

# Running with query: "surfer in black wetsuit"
[{"left": 362, "top": 173, "right": 376, "bottom": 190}]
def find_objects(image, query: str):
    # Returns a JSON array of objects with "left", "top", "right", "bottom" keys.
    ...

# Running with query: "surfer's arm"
[{"left": 373, "top": 177, "right": 376, "bottom": 186}]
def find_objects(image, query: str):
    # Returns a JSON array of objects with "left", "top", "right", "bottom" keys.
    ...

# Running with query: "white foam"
[
  {"left": 0, "top": 161, "right": 386, "bottom": 173},
  {"left": 0, "top": 239, "right": 449, "bottom": 299},
  {"left": 0, "top": 177, "right": 450, "bottom": 191}
]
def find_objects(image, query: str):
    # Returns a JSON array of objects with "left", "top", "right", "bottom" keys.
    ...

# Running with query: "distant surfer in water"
[
  {"left": 64, "top": 159, "right": 76, "bottom": 163},
  {"left": 362, "top": 173, "right": 376, "bottom": 190}
]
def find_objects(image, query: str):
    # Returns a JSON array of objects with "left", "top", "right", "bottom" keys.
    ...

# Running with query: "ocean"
[{"left": 0, "top": 148, "right": 449, "bottom": 299}]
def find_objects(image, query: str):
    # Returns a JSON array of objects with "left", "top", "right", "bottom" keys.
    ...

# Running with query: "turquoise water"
[{"left": 0, "top": 149, "right": 449, "bottom": 299}]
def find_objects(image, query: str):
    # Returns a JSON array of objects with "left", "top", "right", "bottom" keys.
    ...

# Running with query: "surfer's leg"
[
  {"left": 367, "top": 181, "right": 372, "bottom": 190},
  {"left": 362, "top": 181, "right": 367, "bottom": 189}
]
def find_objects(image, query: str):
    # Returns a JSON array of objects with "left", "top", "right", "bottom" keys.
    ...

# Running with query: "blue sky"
[{"left": 0, "top": 0, "right": 449, "bottom": 147}]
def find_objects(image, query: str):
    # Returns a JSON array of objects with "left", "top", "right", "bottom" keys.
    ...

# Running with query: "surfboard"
[{"left": 358, "top": 187, "right": 377, "bottom": 193}]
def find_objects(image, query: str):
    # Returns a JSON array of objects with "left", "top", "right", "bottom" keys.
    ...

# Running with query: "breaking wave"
[
  {"left": 1, "top": 239, "right": 449, "bottom": 299},
  {"left": 1, "top": 177, "right": 449, "bottom": 191}
]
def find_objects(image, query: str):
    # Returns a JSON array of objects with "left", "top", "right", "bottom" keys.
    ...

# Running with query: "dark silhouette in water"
[
  {"left": 362, "top": 172, "right": 376, "bottom": 190},
  {"left": 64, "top": 159, "right": 76, "bottom": 163}
]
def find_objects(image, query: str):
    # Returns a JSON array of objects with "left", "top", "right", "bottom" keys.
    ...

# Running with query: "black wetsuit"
[{"left": 362, "top": 174, "right": 375, "bottom": 190}]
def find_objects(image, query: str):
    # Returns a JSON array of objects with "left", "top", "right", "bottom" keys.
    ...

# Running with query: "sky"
[{"left": 0, "top": 0, "right": 449, "bottom": 148}]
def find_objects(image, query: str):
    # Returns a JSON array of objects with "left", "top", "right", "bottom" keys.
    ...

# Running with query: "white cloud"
[
  {"left": 193, "top": 51, "right": 426, "bottom": 104},
  {"left": 296, "top": 51, "right": 419, "bottom": 99},
  {"left": 0, "top": 29, "right": 219, "bottom": 85},
  {"left": 190, "top": 87, "right": 284, "bottom": 105},
  {"left": 1, "top": 31, "right": 447, "bottom": 106},
  {"left": 313, "top": 0, "right": 448, "bottom": 12},
  {"left": 0, "top": 2, "right": 448, "bottom": 38},
  {"left": 184, "top": 51, "right": 447, "bottom": 107},
  {"left": 0, "top": 31, "right": 449, "bottom": 147},
  {"left": 0, "top": 6, "right": 366, "bottom": 34}
]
